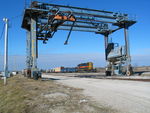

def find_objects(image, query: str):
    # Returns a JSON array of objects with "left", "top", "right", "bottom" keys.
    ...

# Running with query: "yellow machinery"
[{"left": 77, "top": 62, "right": 94, "bottom": 71}]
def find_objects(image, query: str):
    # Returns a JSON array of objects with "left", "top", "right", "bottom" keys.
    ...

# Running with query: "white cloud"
[
  {"left": 0, "top": 53, "right": 105, "bottom": 71},
  {"left": 0, "top": 53, "right": 150, "bottom": 71},
  {"left": 37, "top": 53, "right": 106, "bottom": 69},
  {"left": 0, "top": 55, "right": 26, "bottom": 71},
  {"left": 132, "top": 54, "right": 150, "bottom": 66}
]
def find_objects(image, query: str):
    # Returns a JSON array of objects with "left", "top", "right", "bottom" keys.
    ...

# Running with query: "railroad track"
[{"left": 74, "top": 75, "right": 150, "bottom": 82}]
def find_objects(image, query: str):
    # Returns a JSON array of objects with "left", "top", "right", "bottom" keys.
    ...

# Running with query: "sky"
[{"left": 0, "top": 0, "right": 150, "bottom": 70}]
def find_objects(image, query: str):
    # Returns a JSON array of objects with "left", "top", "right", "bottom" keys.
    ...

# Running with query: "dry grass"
[{"left": 0, "top": 75, "right": 117, "bottom": 113}]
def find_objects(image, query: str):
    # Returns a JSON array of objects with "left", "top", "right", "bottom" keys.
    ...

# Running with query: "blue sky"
[{"left": 0, "top": 0, "right": 150, "bottom": 70}]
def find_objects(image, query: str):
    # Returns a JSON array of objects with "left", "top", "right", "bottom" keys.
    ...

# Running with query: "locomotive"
[{"left": 77, "top": 62, "right": 95, "bottom": 72}]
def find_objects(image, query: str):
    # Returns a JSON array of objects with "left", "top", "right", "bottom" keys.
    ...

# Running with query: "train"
[
  {"left": 77, "top": 62, "right": 94, "bottom": 72},
  {"left": 49, "top": 62, "right": 96, "bottom": 73}
]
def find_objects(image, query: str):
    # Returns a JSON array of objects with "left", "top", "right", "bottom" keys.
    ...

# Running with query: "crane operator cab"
[{"left": 105, "top": 42, "right": 133, "bottom": 76}]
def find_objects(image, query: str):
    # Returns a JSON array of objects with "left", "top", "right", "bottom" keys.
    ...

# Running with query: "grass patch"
[{"left": 0, "top": 75, "right": 117, "bottom": 113}]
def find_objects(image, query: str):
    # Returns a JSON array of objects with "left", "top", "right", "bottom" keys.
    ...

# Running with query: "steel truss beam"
[{"left": 22, "top": 1, "right": 136, "bottom": 41}]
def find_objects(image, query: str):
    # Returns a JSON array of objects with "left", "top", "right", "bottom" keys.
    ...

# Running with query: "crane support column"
[
  {"left": 26, "top": 30, "right": 32, "bottom": 77},
  {"left": 30, "top": 18, "right": 39, "bottom": 79},
  {"left": 104, "top": 34, "right": 108, "bottom": 60},
  {"left": 124, "top": 25, "right": 132, "bottom": 75},
  {"left": 104, "top": 34, "right": 112, "bottom": 76}
]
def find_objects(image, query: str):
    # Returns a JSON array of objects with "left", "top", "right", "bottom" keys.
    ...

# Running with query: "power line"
[
  {"left": 10, "top": 14, "right": 23, "bottom": 21},
  {"left": 48, "top": 0, "right": 56, "bottom": 3},
  {"left": 0, "top": 24, "right": 5, "bottom": 40}
]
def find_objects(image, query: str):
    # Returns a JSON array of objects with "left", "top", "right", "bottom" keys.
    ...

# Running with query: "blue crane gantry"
[{"left": 22, "top": 1, "right": 136, "bottom": 79}]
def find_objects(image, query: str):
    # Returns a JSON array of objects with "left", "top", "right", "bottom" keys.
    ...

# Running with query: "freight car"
[
  {"left": 53, "top": 67, "right": 64, "bottom": 73},
  {"left": 61, "top": 67, "right": 77, "bottom": 73},
  {"left": 77, "top": 62, "right": 96, "bottom": 72}
]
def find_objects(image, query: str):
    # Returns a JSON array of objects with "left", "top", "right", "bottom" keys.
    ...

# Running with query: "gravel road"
[{"left": 42, "top": 74, "right": 150, "bottom": 113}]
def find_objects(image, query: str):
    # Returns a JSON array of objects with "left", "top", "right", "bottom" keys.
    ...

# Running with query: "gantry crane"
[{"left": 22, "top": 1, "right": 136, "bottom": 79}]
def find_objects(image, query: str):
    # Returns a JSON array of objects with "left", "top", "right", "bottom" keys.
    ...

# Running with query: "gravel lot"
[
  {"left": 0, "top": 75, "right": 116, "bottom": 113},
  {"left": 42, "top": 73, "right": 150, "bottom": 113}
]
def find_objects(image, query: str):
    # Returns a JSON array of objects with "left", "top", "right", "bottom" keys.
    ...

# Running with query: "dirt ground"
[
  {"left": 0, "top": 75, "right": 117, "bottom": 113},
  {"left": 42, "top": 73, "right": 150, "bottom": 113}
]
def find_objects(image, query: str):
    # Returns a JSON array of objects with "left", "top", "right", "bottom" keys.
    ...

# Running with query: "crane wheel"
[
  {"left": 106, "top": 71, "right": 111, "bottom": 76},
  {"left": 126, "top": 71, "right": 131, "bottom": 76}
]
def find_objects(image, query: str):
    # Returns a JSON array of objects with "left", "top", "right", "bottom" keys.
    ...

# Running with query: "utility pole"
[{"left": 3, "top": 18, "right": 9, "bottom": 85}]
